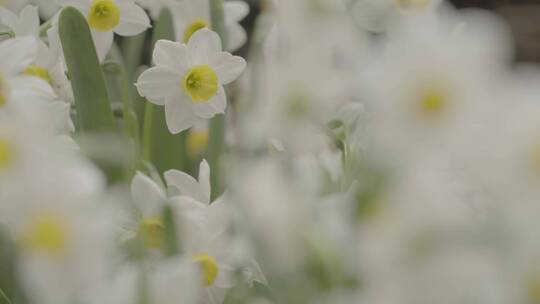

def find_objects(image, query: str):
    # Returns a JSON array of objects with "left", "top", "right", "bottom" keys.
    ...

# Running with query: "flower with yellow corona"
[
  {"left": 58, "top": 0, "right": 150, "bottom": 61},
  {"left": 136, "top": 29, "right": 246, "bottom": 134}
]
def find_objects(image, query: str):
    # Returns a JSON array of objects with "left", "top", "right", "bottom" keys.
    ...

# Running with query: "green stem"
[
  {"left": 39, "top": 18, "right": 52, "bottom": 37},
  {"left": 208, "top": 0, "right": 228, "bottom": 200},
  {"left": 141, "top": 102, "right": 154, "bottom": 162},
  {"left": 121, "top": 32, "right": 148, "bottom": 127}
]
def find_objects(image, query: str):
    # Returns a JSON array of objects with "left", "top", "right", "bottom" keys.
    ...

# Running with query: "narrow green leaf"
[
  {"left": 59, "top": 7, "right": 126, "bottom": 184},
  {"left": 58, "top": 7, "right": 117, "bottom": 133},
  {"left": 0, "top": 227, "right": 19, "bottom": 304},
  {"left": 162, "top": 205, "right": 181, "bottom": 256},
  {"left": 208, "top": 114, "right": 225, "bottom": 200},
  {"left": 141, "top": 8, "right": 187, "bottom": 175},
  {"left": 121, "top": 32, "right": 148, "bottom": 127},
  {"left": 102, "top": 44, "right": 141, "bottom": 179}
]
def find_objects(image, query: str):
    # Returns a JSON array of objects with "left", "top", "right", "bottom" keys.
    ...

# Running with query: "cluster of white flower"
[{"left": 2, "top": 0, "right": 540, "bottom": 303}]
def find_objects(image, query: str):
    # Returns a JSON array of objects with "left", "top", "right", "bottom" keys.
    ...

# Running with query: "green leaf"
[
  {"left": 162, "top": 205, "right": 181, "bottom": 256},
  {"left": 208, "top": 0, "right": 228, "bottom": 201},
  {"left": 58, "top": 7, "right": 117, "bottom": 133},
  {"left": 142, "top": 8, "right": 187, "bottom": 175},
  {"left": 102, "top": 44, "right": 141, "bottom": 179},
  {"left": 121, "top": 32, "right": 148, "bottom": 128}
]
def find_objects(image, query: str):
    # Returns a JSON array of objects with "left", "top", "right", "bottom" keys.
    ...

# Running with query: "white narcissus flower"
[
  {"left": 175, "top": 0, "right": 249, "bottom": 52},
  {"left": 58, "top": 0, "right": 151, "bottom": 61},
  {"left": 136, "top": 29, "right": 246, "bottom": 134}
]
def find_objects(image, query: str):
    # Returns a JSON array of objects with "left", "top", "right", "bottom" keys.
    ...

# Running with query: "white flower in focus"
[
  {"left": 136, "top": 29, "right": 246, "bottom": 134},
  {"left": 175, "top": 0, "right": 249, "bottom": 52},
  {"left": 58, "top": 0, "right": 151, "bottom": 61}
]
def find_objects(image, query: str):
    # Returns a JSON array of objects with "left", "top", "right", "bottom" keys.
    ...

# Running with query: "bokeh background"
[{"left": 238, "top": 0, "right": 540, "bottom": 62}]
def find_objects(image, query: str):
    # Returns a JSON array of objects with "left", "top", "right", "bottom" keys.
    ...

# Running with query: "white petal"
[
  {"left": 91, "top": 30, "right": 114, "bottom": 62},
  {"left": 224, "top": 1, "right": 249, "bottom": 22},
  {"left": 148, "top": 258, "right": 201, "bottom": 304},
  {"left": 187, "top": 28, "right": 222, "bottom": 64},
  {"left": 18, "top": 5, "right": 40, "bottom": 37},
  {"left": 136, "top": 66, "right": 181, "bottom": 105},
  {"left": 226, "top": 22, "right": 247, "bottom": 52},
  {"left": 209, "top": 52, "right": 246, "bottom": 84},
  {"left": 165, "top": 170, "right": 208, "bottom": 203},
  {"left": 198, "top": 159, "right": 211, "bottom": 204},
  {"left": 0, "top": 7, "right": 19, "bottom": 32},
  {"left": 164, "top": 96, "right": 195, "bottom": 134},
  {"left": 153, "top": 40, "right": 190, "bottom": 71},
  {"left": 10, "top": 75, "right": 56, "bottom": 101},
  {"left": 131, "top": 171, "right": 166, "bottom": 216},
  {"left": 58, "top": 0, "right": 89, "bottom": 12},
  {"left": 115, "top": 1, "right": 151, "bottom": 36},
  {"left": 192, "top": 86, "right": 226, "bottom": 119},
  {"left": 214, "top": 264, "right": 238, "bottom": 288},
  {"left": 0, "top": 37, "right": 37, "bottom": 75}
]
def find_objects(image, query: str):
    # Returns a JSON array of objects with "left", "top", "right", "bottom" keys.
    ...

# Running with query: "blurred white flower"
[
  {"left": 136, "top": 0, "right": 183, "bottom": 20},
  {"left": 362, "top": 7, "right": 513, "bottom": 167},
  {"left": 0, "top": 5, "right": 74, "bottom": 102},
  {"left": 351, "top": 0, "right": 443, "bottom": 33}
]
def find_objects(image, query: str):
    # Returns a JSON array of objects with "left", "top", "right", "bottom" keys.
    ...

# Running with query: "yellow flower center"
[
  {"left": 24, "top": 65, "right": 52, "bottom": 85},
  {"left": 394, "top": 0, "right": 429, "bottom": 9},
  {"left": 527, "top": 142, "right": 540, "bottom": 177},
  {"left": 88, "top": 0, "right": 120, "bottom": 32},
  {"left": 183, "top": 18, "right": 209, "bottom": 43},
  {"left": 0, "top": 137, "right": 13, "bottom": 170},
  {"left": 187, "top": 130, "right": 209, "bottom": 159},
  {"left": 138, "top": 217, "right": 165, "bottom": 249},
  {"left": 22, "top": 215, "right": 70, "bottom": 255},
  {"left": 192, "top": 253, "right": 219, "bottom": 286},
  {"left": 525, "top": 271, "right": 540, "bottom": 303},
  {"left": 418, "top": 87, "right": 446, "bottom": 117},
  {"left": 0, "top": 74, "right": 10, "bottom": 107},
  {"left": 182, "top": 65, "right": 219, "bottom": 102}
]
